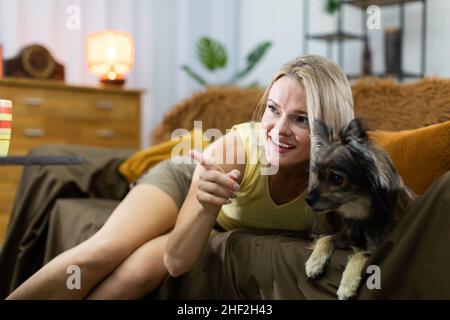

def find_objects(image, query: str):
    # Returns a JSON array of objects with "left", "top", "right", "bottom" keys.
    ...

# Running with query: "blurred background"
[{"left": 1, "top": 0, "right": 448, "bottom": 147}]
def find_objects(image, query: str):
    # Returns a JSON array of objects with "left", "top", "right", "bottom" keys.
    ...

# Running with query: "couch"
[{"left": 0, "top": 77, "right": 449, "bottom": 299}]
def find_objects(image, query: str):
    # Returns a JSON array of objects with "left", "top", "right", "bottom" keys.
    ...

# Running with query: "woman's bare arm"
[{"left": 164, "top": 129, "right": 245, "bottom": 276}]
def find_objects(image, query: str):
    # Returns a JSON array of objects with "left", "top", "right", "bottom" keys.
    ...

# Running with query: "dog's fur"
[{"left": 304, "top": 118, "right": 416, "bottom": 300}]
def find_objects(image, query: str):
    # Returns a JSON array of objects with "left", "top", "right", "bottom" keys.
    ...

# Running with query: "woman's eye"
[
  {"left": 268, "top": 105, "right": 278, "bottom": 113},
  {"left": 329, "top": 174, "right": 344, "bottom": 186},
  {"left": 295, "top": 116, "right": 308, "bottom": 124}
]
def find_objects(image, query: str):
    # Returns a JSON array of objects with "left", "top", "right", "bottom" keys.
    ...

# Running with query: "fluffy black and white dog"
[{"left": 304, "top": 118, "right": 416, "bottom": 300}]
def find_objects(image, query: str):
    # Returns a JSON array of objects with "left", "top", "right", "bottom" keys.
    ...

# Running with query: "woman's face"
[{"left": 261, "top": 75, "right": 310, "bottom": 169}]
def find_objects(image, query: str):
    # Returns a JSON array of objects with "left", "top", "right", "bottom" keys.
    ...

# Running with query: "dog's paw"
[
  {"left": 336, "top": 279, "right": 359, "bottom": 300},
  {"left": 305, "top": 253, "right": 329, "bottom": 279},
  {"left": 336, "top": 251, "right": 368, "bottom": 300}
]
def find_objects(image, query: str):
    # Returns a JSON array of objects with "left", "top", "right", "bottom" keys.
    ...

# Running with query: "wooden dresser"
[{"left": 0, "top": 78, "right": 142, "bottom": 243}]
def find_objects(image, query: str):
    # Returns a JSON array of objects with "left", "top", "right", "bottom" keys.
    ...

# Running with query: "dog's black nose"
[
  {"left": 305, "top": 194, "right": 315, "bottom": 207},
  {"left": 305, "top": 189, "right": 319, "bottom": 207}
]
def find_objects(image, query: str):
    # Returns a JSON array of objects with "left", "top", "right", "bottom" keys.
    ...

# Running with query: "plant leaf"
[
  {"left": 227, "top": 41, "right": 272, "bottom": 84},
  {"left": 196, "top": 36, "right": 228, "bottom": 71},
  {"left": 246, "top": 41, "right": 272, "bottom": 69},
  {"left": 324, "top": 0, "right": 339, "bottom": 15},
  {"left": 181, "top": 64, "right": 207, "bottom": 86}
]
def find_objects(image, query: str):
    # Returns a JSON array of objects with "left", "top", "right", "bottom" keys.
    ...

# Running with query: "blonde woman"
[{"left": 7, "top": 55, "right": 354, "bottom": 299}]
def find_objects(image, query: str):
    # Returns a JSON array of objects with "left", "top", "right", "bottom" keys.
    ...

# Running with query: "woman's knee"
[
  {"left": 111, "top": 262, "right": 167, "bottom": 295},
  {"left": 87, "top": 245, "right": 168, "bottom": 299},
  {"left": 72, "top": 236, "right": 129, "bottom": 271},
  {"left": 105, "top": 236, "right": 169, "bottom": 295}
]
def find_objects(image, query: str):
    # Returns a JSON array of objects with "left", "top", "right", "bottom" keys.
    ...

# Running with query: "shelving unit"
[{"left": 303, "top": 0, "right": 427, "bottom": 81}]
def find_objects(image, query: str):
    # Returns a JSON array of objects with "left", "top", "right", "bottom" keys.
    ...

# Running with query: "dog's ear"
[
  {"left": 312, "top": 119, "right": 333, "bottom": 150},
  {"left": 339, "top": 118, "right": 368, "bottom": 145}
]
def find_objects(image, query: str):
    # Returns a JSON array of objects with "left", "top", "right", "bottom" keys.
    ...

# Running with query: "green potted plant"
[
  {"left": 181, "top": 36, "right": 272, "bottom": 87},
  {"left": 324, "top": 0, "right": 340, "bottom": 15}
]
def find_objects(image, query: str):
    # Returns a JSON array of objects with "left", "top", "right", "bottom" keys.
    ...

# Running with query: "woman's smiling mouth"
[{"left": 268, "top": 136, "right": 296, "bottom": 154}]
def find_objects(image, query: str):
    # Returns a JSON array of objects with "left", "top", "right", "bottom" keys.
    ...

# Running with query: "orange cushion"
[
  {"left": 119, "top": 128, "right": 211, "bottom": 182},
  {"left": 368, "top": 121, "right": 450, "bottom": 194}
]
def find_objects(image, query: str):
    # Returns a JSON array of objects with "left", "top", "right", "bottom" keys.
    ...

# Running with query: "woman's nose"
[{"left": 274, "top": 116, "right": 292, "bottom": 136}]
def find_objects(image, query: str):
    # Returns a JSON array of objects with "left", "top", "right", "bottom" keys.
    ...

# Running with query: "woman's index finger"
[{"left": 189, "top": 149, "right": 224, "bottom": 173}]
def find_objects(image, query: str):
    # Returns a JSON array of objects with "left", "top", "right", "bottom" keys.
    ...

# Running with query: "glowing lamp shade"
[{"left": 87, "top": 30, "right": 134, "bottom": 85}]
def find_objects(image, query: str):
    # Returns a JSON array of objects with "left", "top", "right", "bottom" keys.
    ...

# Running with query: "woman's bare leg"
[
  {"left": 86, "top": 233, "right": 170, "bottom": 300},
  {"left": 6, "top": 184, "right": 178, "bottom": 299}
]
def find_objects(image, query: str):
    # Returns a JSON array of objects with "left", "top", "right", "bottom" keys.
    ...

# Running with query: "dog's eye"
[{"left": 329, "top": 174, "right": 343, "bottom": 186}]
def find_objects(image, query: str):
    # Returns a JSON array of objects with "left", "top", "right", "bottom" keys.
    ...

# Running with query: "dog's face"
[{"left": 306, "top": 119, "right": 378, "bottom": 218}]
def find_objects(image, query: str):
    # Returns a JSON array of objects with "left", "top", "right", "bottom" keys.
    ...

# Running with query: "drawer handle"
[
  {"left": 96, "top": 101, "right": 114, "bottom": 110},
  {"left": 96, "top": 129, "right": 116, "bottom": 139},
  {"left": 23, "top": 128, "right": 45, "bottom": 137},
  {"left": 23, "top": 97, "right": 45, "bottom": 107}
]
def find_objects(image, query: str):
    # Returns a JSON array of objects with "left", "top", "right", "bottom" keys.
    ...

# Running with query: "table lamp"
[{"left": 87, "top": 30, "right": 134, "bottom": 85}]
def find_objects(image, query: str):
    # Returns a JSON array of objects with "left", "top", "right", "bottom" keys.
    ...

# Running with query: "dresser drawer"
[
  {"left": 77, "top": 119, "right": 140, "bottom": 148},
  {"left": 10, "top": 115, "right": 74, "bottom": 150},
  {"left": 72, "top": 93, "right": 140, "bottom": 121},
  {"left": 0, "top": 87, "right": 76, "bottom": 118},
  {"left": 0, "top": 87, "right": 140, "bottom": 122},
  {"left": 9, "top": 115, "right": 139, "bottom": 149}
]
